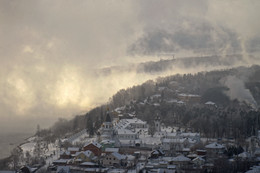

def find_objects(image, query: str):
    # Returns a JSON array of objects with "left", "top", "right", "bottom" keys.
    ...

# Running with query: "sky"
[{"left": 0, "top": 0, "right": 260, "bottom": 133}]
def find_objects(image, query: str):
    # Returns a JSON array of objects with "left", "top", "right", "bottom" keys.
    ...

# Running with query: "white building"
[
  {"left": 161, "top": 132, "right": 200, "bottom": 151},
  {"left": 115, "top": 118, "right": 147, "bottom": 130},
  {"left": 117, "top": 129, "right": 137, "bottom": 140}
]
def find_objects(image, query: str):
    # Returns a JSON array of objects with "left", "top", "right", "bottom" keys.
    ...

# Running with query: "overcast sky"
[{"left": 0, "top": 0, "right": 259, "bottom": 133}]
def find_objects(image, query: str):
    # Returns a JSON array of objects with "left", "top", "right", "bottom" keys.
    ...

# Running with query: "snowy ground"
[{"left": 20, "top": 142, "right": 36, "bottom": 156}]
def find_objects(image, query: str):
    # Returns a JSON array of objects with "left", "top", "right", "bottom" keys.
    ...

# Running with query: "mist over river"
[{"left": 0, "top": 132, "right": 32, "bottom": 159}]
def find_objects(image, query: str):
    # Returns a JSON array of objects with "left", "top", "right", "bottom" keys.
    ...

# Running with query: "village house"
[
  {"left": 205, "top": 142, "right": 225, "bottom": 158},
  {"left": 104, "top": 148, "right": 119, "bottom": 154},
  {"left": 74, "top": 150, "right": 94, "bottom": 164},
  {"left": 82, "top": 142, "right": 102, "bottom": 156},
  {"left": 56, "top": 166, "right": 70, "bottom": 173},
  {"left": 60, "top": 151, "right": 71, "bottom": 159},
  {"left": 68, "top": 147, "right": 80, "bottom": 155},
  {"left": 102, "top": 152, "right": 126, "bottom": 167}
]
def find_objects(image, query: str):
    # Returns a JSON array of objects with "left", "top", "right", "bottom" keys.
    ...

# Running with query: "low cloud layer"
[{"left": 0, "top": 0, "right": 259, "bottom": 133}]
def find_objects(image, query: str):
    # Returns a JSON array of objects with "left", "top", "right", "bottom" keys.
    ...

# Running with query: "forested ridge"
[{"left": 41, "top": 65, "right": 260, "bottom": 143}]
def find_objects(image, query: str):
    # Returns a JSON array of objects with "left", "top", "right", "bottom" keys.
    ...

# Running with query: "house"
[
  {"left": 237, "top": 152, "right": 251, "bottom": 161},
  {"left": 80, "top": 162, "right": 98, "bottom": 168},
  {"left": 74, "top": 150, "right": 94, "bottom": 163},
  {"left": 104, "top": 148, "right": 119, "bottom": 154},
  {"left": 101, "top": 140, "right": 115, "bottom": 150},
  {"left": 68, "top": 147, "right": 80, "bottom": 156},
  {"left": 19, "top": 166, "right": 38, "bottom": 173},
  {"left": 102, "top": 152, "right": 126, "bottom": 167},
  {"left": 125, "top": 154, "right": 136, "bottom": 168},
  {"left": 150, "top": 149, "right": 165, "bottom": 159},
  {"left": 178, "top": 93, "right": 201, "bottom": 103},
  {"left": 192, "top": 156, "right": 205, "bottom": 167},
  {"left": 107, "top": 169, "right": 127, "bottom": 173},
  {"left": 53, "top": 159, "right": 69, "bottom": 166},
  {"left": 196, "top": 149, "right": 207, "bottom": 156},
  {"left": 82, "top": 142, "right": 102, "bottom": 156},
  {"left": 60, "top": 151, "right": 71, "bottom": 159},
  {"left": 205, "top": 142, "right": 225, "bottom": 157},
  {"left": 56, "top": 166, "right": 70, "bottom": 173},
  {"left": 170, "top": 155, "right": 191, "bottom": 168}
]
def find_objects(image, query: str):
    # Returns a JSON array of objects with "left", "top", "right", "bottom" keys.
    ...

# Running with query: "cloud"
[
  {"left": 129, "top": 0, "right": 260, "bottom": 59},
  {"left": 0, "top": 0, "right": 259, "bottom": 133}
]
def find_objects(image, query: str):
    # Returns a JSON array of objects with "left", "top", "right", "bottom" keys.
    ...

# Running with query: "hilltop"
[{"left": 38, "top": 65, "right": 260, "bottom": 143}]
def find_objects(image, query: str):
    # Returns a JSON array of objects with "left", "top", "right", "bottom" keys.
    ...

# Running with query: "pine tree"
[{"left": 86, "top": 116, "right": 94, "bottom": 137}]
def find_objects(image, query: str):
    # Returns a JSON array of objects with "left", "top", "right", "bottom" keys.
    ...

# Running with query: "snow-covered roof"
[
  {"left": 153, "top": 131, "right": 167, "bottom": 138},
  {"left": 53, "top": 159, "right": 69, "bottom": 164},
  {"left": 68, "top": 147, "right": 79, "bottom": 152},
  {"left": 158, "top": 87, "right": 166, "bottom": 91},
  {"left": 115, "top": 118, "right": 147, "bottom": 129},
  {"left": 152, "top": 150, "right": 159, "bottom": 155},
  {"left": 117, "top": 129, "right": 136, "bottom": 135},
  {"left": 126, "top": 154, "right": 135, "bottom": 161},
  {"left": 171, "top": 155, "right": 191, "bottom": 162},
  {"left": 75, "top": 150, "right": 93, "bottom": 158},
  {"left": 114, "top": 106, "right": 125, "bottom": 113},
  {"left": 166, "top": 132, "right": 177, "bottom": 137},
  {"left": 57, "top": 166, "right": 70, "bottom": 173},
  {"left": 161, "top": 157, "right": 174, "bottom": 162},
  {"left": 111, "top": 152, "right": 126, "bottom": 160},
  {"left": 181, "top": 133, "right": 200, "bottom": 137},
  {"left": 169, "top": 81, "right": 178, "bottom": 84},
  {"left": 140, "top": 136, "right": 161, "bottom": 145},
  {"left": 101, "top": 140, "right": 115, "bottom": 144},
  {"left": 166, "top": 99, "right": 178, "bottom": 103},
  {"left": 105, "top": 148, "right": 119, "bottom": 153},
  {"left": 162, "top": 138, "right": 187, "bottom": 143},
  {"left": 205, "top": 101, "right": 216, "bottom": 105},
  {"left": 178, "top": 93, "right": 200, "bottom": 97},
  {"left": 182, "top": 148, "right": 190, "bottom": 152},
  {"left": 80, "top": 162, "right": 97, "bottom": 166},
  {"left": 60, "top": 151, "right": 70, "bottom": 155},
  {"left": 167, "top": 165, "right": 176, "bottom": 169},
  {"left": 187, "top": 154, "right": 198, "bottom": 158},
  {"left": 238, "top": 152, "right": 251, "bottom": 158},
  {"left": 205, "top": 142, "right": 225, "bottom": 149},
  {"left": 196, "top": 149, "right": 206, "bottom": 152},
  {"left": 108, "top": 168, "right": 126, "bottom": 173},
  {"left": 192, "top": 156, "right": 205, "bottom": 162},
  {"left": 177, "top": 101, "right": 185, "bottom": 104},
  {"left": 84, "top": 141, "right": 102, "bottom": 148},
  {"left": 254, "top": 148, "right": 260, "bottom": 155},
  {"left": 246, "top": 166, "right": 260, "bottom": 173},
  {"left": 151, "top": 94, "right": 161, "bottom": 98},
  {"left": 187, "top": 138, "right": 197, "bottom": 144}
]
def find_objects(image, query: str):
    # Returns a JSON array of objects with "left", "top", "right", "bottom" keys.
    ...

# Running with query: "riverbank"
[{"left": 0, "top": 132, "right": 33, "bottom": 160}]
